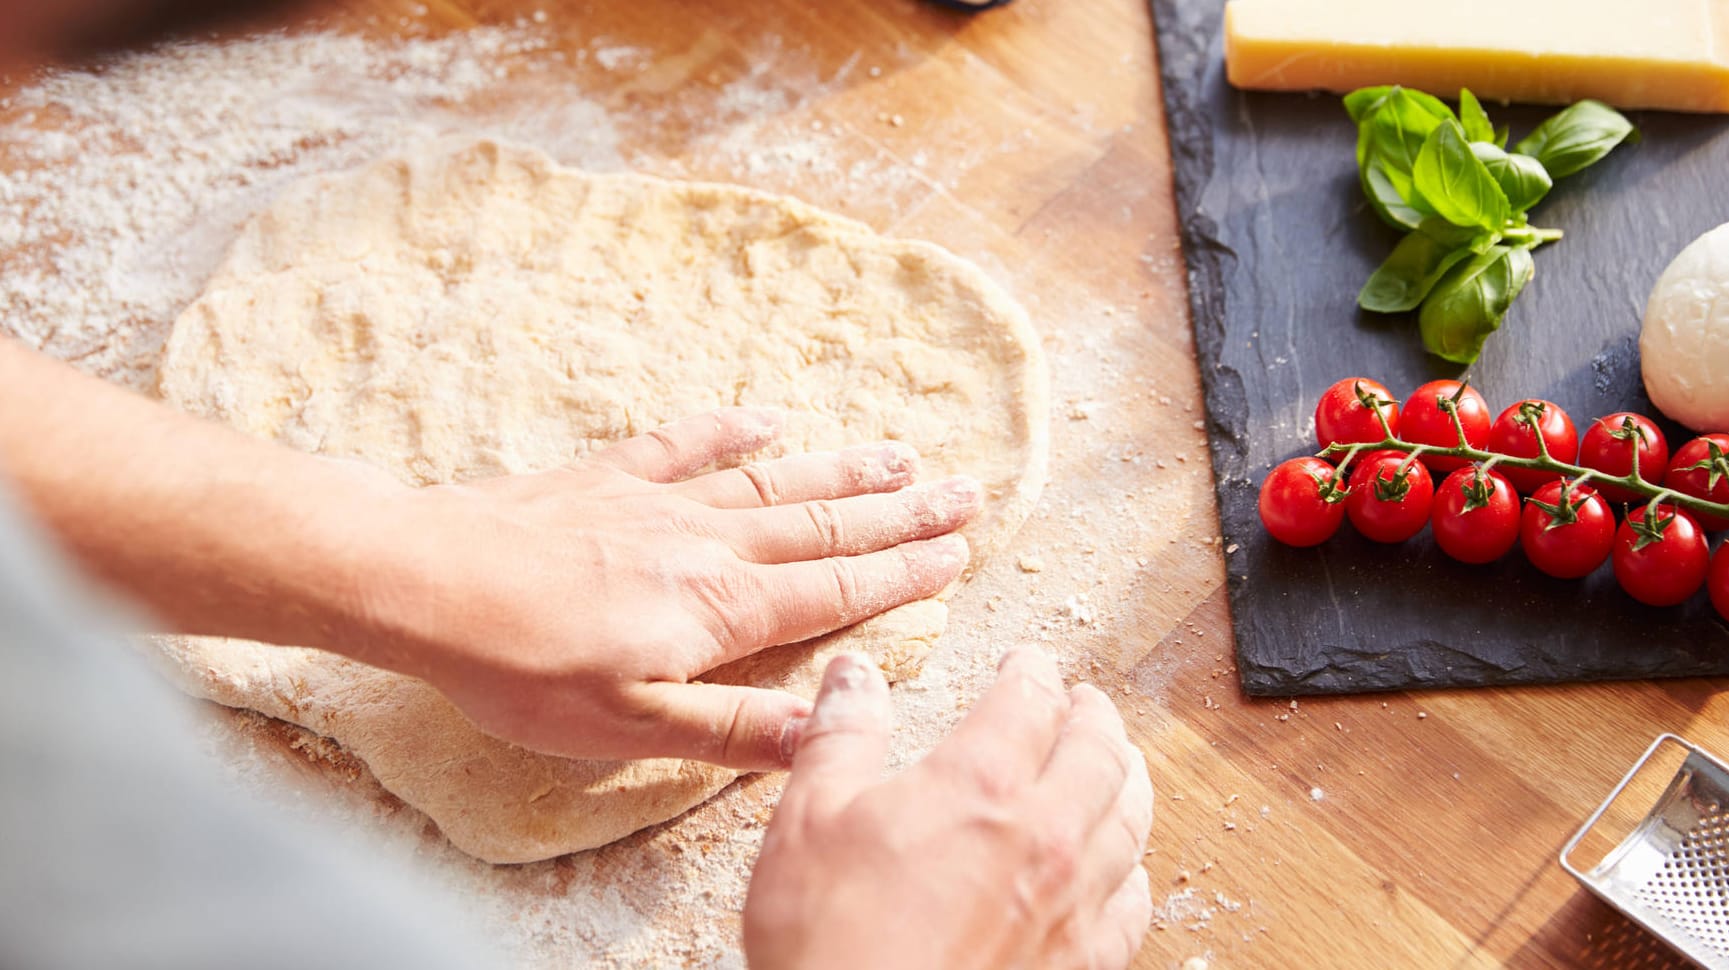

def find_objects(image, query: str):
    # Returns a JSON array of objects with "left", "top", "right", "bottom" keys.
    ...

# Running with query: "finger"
[
  {"left": 1030, "top": 685, "right": 1137, "bottom": 844},
  {"left": 778, "top": 653, "right": 892, "bottom": 821},
  {"left": 726, "top": 533, "right": 970, "bottom": 661},
  {"left": 1035, "top": 869, "right": 1152, "bottom": 970},
  {"left": 628, "top": 680, "right": 813, "bottom": 771},
  {"left": 1091, "top": 869, "right": 1154, "bottom": 970},
  {"left": 589, "top": 408, "right": 782, "bottom": 483},
  {"left": 673, "top": 441, "right": 920, "bottom": 509},
  {"left": 924, "top": 645, "right": 1071, "bottom": 796},
  {"left": 728, "top": 476, "right": 981, "bottom": 564},
  {"left": 1072, "top": 734, "right": 1154, "bottom": 914}
]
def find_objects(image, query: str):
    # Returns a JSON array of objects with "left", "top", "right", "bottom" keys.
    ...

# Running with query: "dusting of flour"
[{"left": 0, "top": 18, "right": 1204, "bottom": 970}]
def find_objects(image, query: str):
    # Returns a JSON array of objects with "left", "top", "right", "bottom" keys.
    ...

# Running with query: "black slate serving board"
[{"left": 1149, "top": 0, "right": 1729, "bottom": 695}]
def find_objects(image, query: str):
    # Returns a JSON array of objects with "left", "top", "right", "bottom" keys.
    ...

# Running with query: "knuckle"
[
  {"left": 687, "top": 564, "right": 768, "bottom": 652},
  {"left": 823, "top": 556, "right": 864, "bottom": 616},
  {"left": 738, "top": 462, "right": 779, "bottom": 506},
  {"left": 965, "top": 759, "right": 1022, "bottom": 803},
  {"left": 646, "top": 428, "right": 683, "bottom": 461},
  {"left": 1026, "top": 825, "right": 1083, "bottom": 896},
  {"left": 802, "top": 499, "right": 847, "bottom": 550}
]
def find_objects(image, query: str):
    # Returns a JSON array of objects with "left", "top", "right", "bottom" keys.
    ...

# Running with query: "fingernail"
[
  {"left": 779, "top": 712, "right": 809, "bottom": 766},
  {"left": 924, "top": 477, "right": 982, "bottom": 522},
  {"left": 741, "top": 407, "right": 786, "bottom": 441},
  {"left": 879, "top": 442, "right": 919, "bottom": 480},
  {"left": 823, "top": 652, "right": 875, "bottom": 692},
  {"left": 928, "top": 532, "right": 971, "bottom": 568},
  {"left": 997, "top": 643, "right": 1042, "bottom": 672}
]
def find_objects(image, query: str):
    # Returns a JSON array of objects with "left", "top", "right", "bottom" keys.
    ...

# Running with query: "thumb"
[
  {"left": 633, "top": 680, "right": 813, "bottom": 771},
  {"left": 780, "top": 653, "right": 893, "bottom": 820}
]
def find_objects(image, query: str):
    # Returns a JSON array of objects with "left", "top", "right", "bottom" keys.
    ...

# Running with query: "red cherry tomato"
[
  {"left": 1612, "top": 504, "right": 1709, "bottom": 606},
  {"left": 1315, "top": 378, "right": 1399, "bottom": 456},
  {"left": 1577, "top": 413, "right": 1668, "bottom": 505},
  {"left": 1710, "top": 542, "right": 1729, "bottom": 623},
  {"left": 1519, "top": 480, "right": 1614, "bottom": 579},
  {"left": 1399, "top": 380, "right": 1491, "bottom": 473},
  {"left": 1259, "top": 457, "right": 1347, "bottom": 547},
  {"left": 1431, "top": 465, "right": 1521, "bottom": 564},
  {"left": 1665, "top": 434, "right": 1729, "bottom": 531},
  {"left": 1345, "top": 452, "right": 1435, "bottom": 543},
  {"left": 1486, "top": 399, "right": 1579, "bottom": 495}
]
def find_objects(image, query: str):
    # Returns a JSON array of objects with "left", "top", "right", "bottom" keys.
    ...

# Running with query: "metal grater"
[{"left": 1561, "top": 734, "right": 1729, "bottom": 969}]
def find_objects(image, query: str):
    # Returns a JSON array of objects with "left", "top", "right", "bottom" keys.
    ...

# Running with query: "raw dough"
[{"left": 147, "top": 140, "right": 1048, "bottom": 863}]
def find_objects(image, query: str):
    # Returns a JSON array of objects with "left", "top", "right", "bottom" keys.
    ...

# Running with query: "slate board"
[{"left": 1149, "top": 0, "right": 1729, "bottom": 695}]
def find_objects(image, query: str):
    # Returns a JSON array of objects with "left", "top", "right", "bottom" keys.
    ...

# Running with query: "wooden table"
[{"left": 33, "top": 0, "right": 1729, "bottom": 965}]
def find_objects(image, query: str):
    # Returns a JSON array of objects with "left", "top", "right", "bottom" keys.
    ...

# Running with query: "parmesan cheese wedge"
[{"left": 1223, "top": 0, "right": 1729, "bottom": 113}]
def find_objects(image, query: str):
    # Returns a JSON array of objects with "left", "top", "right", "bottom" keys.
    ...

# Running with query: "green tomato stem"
[
  {"left": 1503, "top": 226, "right": 1564, "bottom": 247},
  {"left": 1319, "top": 435, "right": 1729, "bottom": 522}
]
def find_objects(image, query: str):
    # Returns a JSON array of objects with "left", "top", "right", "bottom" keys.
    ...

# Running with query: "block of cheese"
[{"left": 1223, "top": 0, "right": 1729, "bottom": 113}]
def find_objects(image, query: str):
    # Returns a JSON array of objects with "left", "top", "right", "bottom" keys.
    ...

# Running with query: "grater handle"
[{"left": 1560, "top": 733, "right": 1699, "bottom": 880}]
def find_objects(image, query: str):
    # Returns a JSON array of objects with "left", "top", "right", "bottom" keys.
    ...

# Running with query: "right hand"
[{"left": 743, "top": 646, "right": 1155, "bottom": 970}]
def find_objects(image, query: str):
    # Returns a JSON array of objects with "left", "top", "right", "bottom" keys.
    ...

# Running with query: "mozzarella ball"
[{"left": 1643, "top": 222, "right": 1729, "bottom": 432}]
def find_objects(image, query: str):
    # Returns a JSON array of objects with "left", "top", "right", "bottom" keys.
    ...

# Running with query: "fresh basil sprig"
[{"left": 1347, "top": 87, "right": 1635, "bottom": 364}]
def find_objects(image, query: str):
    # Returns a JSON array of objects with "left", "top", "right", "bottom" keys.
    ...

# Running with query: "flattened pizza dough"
[{"left": 147, "top": 140, "right": 1047, "bottom": 863}]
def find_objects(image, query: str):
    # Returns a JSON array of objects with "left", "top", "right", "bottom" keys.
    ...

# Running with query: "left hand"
[{"left": 347, "top": 408, "right": 981, "bottom": 769}]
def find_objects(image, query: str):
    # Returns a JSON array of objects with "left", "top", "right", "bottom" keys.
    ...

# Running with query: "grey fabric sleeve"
[{"left": 0, "top": 485, "right": 498, "bottom": 970}]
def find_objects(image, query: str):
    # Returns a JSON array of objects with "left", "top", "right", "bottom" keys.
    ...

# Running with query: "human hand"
[
  {"left": 743, "top": 647, "right": 1155, "bottom": 970},
  {"left": 355, "top": 407, "right": 980, "bottom": 770}
]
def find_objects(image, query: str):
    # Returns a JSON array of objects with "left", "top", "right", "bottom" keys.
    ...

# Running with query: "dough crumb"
[
  {"left": 1183, "top": 958, "right": 1210, "bottom": 970},
  {"left": 1017, "top": 553, "right": 1045, "bottom": 573},
  {"left": 1309, "top": 786, "right": 1325, "bottom": 802}
]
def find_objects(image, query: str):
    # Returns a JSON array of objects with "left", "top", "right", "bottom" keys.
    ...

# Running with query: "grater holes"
[{"left": 1635, "top": 811, "right": 1729, "bottom": 958}]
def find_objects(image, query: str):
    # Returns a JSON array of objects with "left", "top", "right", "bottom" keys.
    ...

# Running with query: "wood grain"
[{"left": 23, "top": 0, "right": 1729, "bottom": 966}]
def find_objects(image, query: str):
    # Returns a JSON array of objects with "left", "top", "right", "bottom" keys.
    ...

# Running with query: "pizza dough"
[{"left": 146, "top": 140, "right": 1048, "bottom": 864}]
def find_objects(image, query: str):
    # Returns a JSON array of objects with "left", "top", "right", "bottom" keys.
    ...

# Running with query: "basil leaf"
[
  {"left": 1344, "top": 86, "right": 1395, "bottom": 125},
  {"left": 1363, "top": 159, "right": 1429, "bottom": 230},
  {"left": 1469, "top": 142, "right": 1553, "bottom": 212},
  {"left": 1493, "top": 124, "right": 1510, "bottom": 149},
  {"left": 1418, "top": 245, "right": 1535, "bottom": 363},
  {"left": 1360, "top": 88, "right": 1455, "bottom": 175},
  {"left": 1359, "top": 234, "right": 1476, "bottom": 313},
  {"left": 1513, "top": 100, "right": 1636, "bottom": 178},
  {"left": 1413, "top": 120, "right": 1510, "bottom": 231},
  {"left": 1414, "top": 216, "right": 1490, "bottom": 251},
  {"left": 1354, "top": 89, "right": 1455, "bottom": 229},
  {"left": 1458, "top": 89, "right": 1494, "bottom": 143}
]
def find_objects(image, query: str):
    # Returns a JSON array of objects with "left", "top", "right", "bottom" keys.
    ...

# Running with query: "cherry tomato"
[
  {"left": 1399, "top": 380, "right": 1491, "bottom": 473},
  {"left": 1315, "top": 378, "right": 1399, "bottom": 456},
  {"left": 1486, "top": 399, "right": 1579, "bottom": 495},
  {"left": 1577, "top": 413, "right": 1668, "bottom": 505},
  {"left": 1612, "top": 504, "right": 1708, "bottom": 607},
  {"left": 1519, "top": 480, "right": 1614, "bottom": 579},
  {"left": 1431, "top": 465, "right": 1521, "bottom": 564},
  {"left": 1344, "top": 452, "right": 1434, "bottom": 543},
  {"left": 1259, "top": 457, "right": 1347, "bottom": 547},
  {"left": 1665, "top": 434, "right": 1729, "bottom": 531},
  {"left": 1710, "top": 542, "right": 1729, "bottom": 623}
]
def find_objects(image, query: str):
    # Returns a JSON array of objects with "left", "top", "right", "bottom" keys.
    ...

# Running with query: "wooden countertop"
[{"left": 26, "top": 0, "right": 1729, "bottom": 965}]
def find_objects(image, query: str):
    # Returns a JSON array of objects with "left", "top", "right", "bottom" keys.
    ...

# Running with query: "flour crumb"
[{"left": 1310, "top": 786, "right": 1325, "bottom": 802}]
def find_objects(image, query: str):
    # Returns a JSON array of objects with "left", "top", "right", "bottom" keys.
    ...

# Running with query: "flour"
[
  {"left": 0, "top": 21, "right": 1188, "bottom": 970},
  {"left": 0, "top": 25, "right": 621, "bottom": 392}
]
